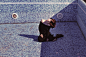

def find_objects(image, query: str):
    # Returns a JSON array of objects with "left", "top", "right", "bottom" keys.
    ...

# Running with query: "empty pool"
[{"left": 0, "top": 0, "right": 86, "bottom": 57}]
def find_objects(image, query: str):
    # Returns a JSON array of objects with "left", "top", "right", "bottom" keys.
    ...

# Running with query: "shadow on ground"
[{"left": 18, "top": 34, "right": 39, "bottom": 42}]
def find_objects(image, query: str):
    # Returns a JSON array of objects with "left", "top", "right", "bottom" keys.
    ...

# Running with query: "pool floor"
[{"left": 0, "top": 22, "right": 86, "bottom": 57}]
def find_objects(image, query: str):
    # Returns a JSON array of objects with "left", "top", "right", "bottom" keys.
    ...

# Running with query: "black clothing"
[
  {"left": 38, "top": 22, "right": 55, "bottom": 42},
  {"left": 38, "top": 21, "right": 64, "bottom": 42}
]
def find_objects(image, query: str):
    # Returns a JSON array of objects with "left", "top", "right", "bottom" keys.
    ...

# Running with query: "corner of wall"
[{"left": 77, "top": 0, "right": 86, "bottom": 39}]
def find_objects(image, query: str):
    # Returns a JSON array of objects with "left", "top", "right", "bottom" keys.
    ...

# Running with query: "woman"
[{"left": 38, "top": 18, "right": 63, "bottom": 42}]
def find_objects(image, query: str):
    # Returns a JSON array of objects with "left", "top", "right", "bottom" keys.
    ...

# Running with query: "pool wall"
[
  {"left": 77, "top": 0, "right": 86, "bottom": 39},
  {"left": 0, "top": 0, "right": 78, "bottom": 23}
]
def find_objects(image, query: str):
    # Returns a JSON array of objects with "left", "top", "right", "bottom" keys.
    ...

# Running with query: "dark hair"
[{"left": 50, "top": 18, "right": 56, "bottom": 28}]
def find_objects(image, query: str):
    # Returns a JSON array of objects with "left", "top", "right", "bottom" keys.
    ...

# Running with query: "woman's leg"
[
  {"left": 47, "top": 32, "right": 56, "bottom": 41},
  {"left": 38, "top": 22, "right": 48, "bottom": 42},
  {"left": 47, "top": 32, "right": 64, "bottom": 41}
]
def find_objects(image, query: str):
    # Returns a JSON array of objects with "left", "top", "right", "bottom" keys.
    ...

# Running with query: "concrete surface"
[{"left": 0, "top": 22, "right": 86, "bottom": 57}]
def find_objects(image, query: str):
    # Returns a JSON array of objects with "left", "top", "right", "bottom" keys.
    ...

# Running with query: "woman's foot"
[{"left": 56, "top": 34, "right": 64, "bottom": 38}]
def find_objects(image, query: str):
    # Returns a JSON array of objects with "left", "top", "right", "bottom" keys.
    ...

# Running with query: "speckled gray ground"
[{"left": 0, "top": 22, "right": 86, "bottom": 57}]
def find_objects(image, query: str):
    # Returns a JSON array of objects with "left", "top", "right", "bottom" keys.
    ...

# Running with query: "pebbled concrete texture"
[
  {"left": 0, "top": 22, "right": 86, "bottom": 57},
  {"left": 0, "top": 0, "right": 78, "bottom": 23},
  {"left": 0, "top": 23, "right": 41, "bottom": 57},
  {"left": 41, "top": 22, "right": 86, "bottom": 57},
  {"left": 0, "top": 0, "right": 77, "bottom": 2},
  {"left": 0, "top": 0, "right": 86, "bottom": 57}
]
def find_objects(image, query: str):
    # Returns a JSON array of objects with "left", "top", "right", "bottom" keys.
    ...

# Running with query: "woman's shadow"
[{"left": 18, "top": 34, "right": 39, "bottom": 42}]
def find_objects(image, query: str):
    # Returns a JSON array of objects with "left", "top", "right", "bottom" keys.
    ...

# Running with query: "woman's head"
[
  {"left": 41, "top": 18, "right": 56, "bottom": 28},
  {"left": 50, "top": 18, "right": 56, "bottom": 28}
]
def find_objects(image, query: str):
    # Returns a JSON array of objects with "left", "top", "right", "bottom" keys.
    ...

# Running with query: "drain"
[
  {"left": 57, "top": 13, "right": 63, "bottom": 19},
  {"left": 12, "top": 13, "right": 18, "bottom": 19}
]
